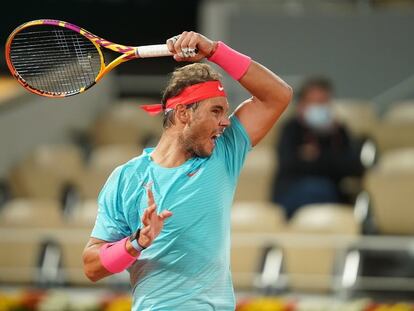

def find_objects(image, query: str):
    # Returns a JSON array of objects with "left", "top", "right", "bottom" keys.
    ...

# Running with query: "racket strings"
[{"left": 10, "top": 25, "right": 102, "bottom": 95}]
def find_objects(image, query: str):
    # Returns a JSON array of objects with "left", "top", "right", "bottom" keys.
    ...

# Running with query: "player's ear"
[{"left": 175, "top": 104, "right": 190, "bottom": 124}]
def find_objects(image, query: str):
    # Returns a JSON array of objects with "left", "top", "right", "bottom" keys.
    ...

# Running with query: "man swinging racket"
[{"left": 83, "top": 31, "right": 292, "bottom": 310}]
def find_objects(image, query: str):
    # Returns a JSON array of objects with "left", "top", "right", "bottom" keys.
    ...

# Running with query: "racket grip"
[{"left": 135, "top": 44, "right": 173, "bottom": 58}]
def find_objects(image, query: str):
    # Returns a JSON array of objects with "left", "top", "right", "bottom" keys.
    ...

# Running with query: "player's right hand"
[
  {"left": 166, "top": 31, "right": 217, "bottom": 63},
  {"left": 138, "top": 186, "right": 172, "bottom": 248}
]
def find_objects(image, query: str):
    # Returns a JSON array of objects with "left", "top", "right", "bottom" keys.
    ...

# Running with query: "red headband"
[{"left": 140, "top": 80, "right": 226, "bottom": 116}]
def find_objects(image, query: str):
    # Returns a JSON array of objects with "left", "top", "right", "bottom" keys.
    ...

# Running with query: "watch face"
[
  {"left": 130, "top": 229, "right": 144, "bottom": 252},
  {"left": 133, "top": 229, "right": 141, "bottom": 241}
]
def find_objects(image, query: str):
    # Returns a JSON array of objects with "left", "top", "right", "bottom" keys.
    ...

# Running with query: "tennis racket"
[{"left": 5, "top": 19, "right": 176, "bottom": 98}]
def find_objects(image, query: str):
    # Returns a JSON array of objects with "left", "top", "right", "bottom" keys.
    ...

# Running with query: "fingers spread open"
[
  {"left": 146, "top": 187, "right": 155, "bottom": 206},
  {"left": 140, "top": 226, "right": 150, "bottom": 235},
  {"left": 141, "top": 208, "right": 150, "bottom": 226},
  {"left": 159, "top": 210, "right": 173, "bottom": 220},
  {"left": 147, "top": 204, "right": 156, "bottom": 219}
]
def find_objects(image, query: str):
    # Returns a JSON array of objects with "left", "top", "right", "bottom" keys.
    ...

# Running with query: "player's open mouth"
[{"left": 210, "top": 132, "right": 222, "bottom": 145}]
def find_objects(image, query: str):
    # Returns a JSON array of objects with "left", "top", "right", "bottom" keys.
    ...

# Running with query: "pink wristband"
[
  {"left": 99, "top": 237, "right": 139, "bottom": 274},
  {"left": 207, "top": 41, "right": 251, "bottom": 81}
]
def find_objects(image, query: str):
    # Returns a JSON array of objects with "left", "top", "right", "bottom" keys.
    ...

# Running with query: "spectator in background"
[{"left": 271, "top": 77, "right": 364, "bottom": 219}]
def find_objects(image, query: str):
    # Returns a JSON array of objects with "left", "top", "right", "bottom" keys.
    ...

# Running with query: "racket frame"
[{"left": 5, "top": 19, "right": 171, "bottom": 98}]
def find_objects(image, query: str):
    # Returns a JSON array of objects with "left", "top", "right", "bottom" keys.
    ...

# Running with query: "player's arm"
[
  {"left": 82, "top": 188, "right": 172, "bottom": 282},
  {"left": 233, "top": 63, "right": 292, "bottom": 146},
  {"left": 82, "top": 237, "right": 138, "bottom": 282},
  {"left": 167, "top": 32, "right": 293, "bottom": 147}
]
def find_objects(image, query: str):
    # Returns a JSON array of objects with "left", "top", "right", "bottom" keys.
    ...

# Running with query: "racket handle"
[{"left": 135, "top": 44, "right": 173, "bottom": 58}]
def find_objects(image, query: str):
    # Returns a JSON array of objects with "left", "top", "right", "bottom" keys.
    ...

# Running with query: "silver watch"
[{"left": 129, "top": 229, "right": 145, "bottom": 252}]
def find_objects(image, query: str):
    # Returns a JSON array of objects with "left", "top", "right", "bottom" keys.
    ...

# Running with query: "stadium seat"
[
  {"left": 88, "top": 144, "right": 141, "bottom": 172},
  {"left": 62, "top": 199, "right": 98, "bottom": 285},
  {"left": 89, "top": 101, "right": 162, "bottom": 147},
  {"left": 373, "top": 123, "right": 414, "bottom": 152},
  {"left": 58, "top": 226, "right": 128, "bottom": 286},
  {"left": 376, "top": 148, "right": 414, "bottom": 172},
  {"left": 0, "top": 237, "right": 40, "bottom": 284},
  {"left": 0, "top": 199, "right": 64, "bottom": 228},
  {"left": 364, "top": 169, "right": 414, "bottom": 235},
  {"left": 0, "top": 199, "right": 65, "bottom": 284},
  {"left": 0, "top": 234, "right": 67, "bottom": 286},
  {"left": 373, "top": 102, "right": 414, "bottom": 152},
  {"left": 67, "top": 199, "right": 99, "bottom": 228},
  {"left": 235, "top": 147, "right": 277, "bottom": 202},
  {"left": 332, "top": 99, "right": 378, "bottom": 137},
  {"left": 8, "top": 144, "right": 84, "bottom": 200},
  {"left": 384, "top": 100, "right": 414, "bottom": 123},
  {"left": 58, "top": 229, "right": 93, "bottom": 286},
  {"left": 77, "top": 171, "right": 109, "bottom": 201},
  {"left": 231, "top": 201, "right": 286, "bottom": 290},
  {"left": 282, "top": 204, "right": 359, "bottom": 292},
  {"left": 77, "top": 144, "right": 141, "bottom": 199}
]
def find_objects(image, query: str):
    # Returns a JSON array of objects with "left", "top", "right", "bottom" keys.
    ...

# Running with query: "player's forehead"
[{"left": 199, "top": 97, "right": 230, "bottom": 112}]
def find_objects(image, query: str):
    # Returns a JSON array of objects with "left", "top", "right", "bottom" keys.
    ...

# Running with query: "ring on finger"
[
  {"left": 168, "top": 35, "right": 180, "bottom": 44},
  {"left": 188, "top": 48, "right": 196, "bottom": 57},
  {"left": 172, "top": 35, "right": 180, "bottom": 42},
  {"left": 183, "top": 47, "right": 191, "bottom": 57}
]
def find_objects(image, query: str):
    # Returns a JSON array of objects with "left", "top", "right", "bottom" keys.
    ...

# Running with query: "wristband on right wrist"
[{"left": 207, "top": 41, "right": 252, "bottom": 81}]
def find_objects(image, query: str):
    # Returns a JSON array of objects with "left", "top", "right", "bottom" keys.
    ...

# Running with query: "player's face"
[{"left": 182, "top": 97, "right": 230, "bottom": 157}]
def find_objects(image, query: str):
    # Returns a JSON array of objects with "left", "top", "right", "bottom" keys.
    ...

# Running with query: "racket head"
[{"left": 5, "top": 19, "right": 105, "bottom": 98}]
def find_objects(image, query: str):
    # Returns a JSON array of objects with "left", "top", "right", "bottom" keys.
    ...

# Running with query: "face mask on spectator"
[{"left": 303, "top": 104, "right": 333, "bottom": 131}]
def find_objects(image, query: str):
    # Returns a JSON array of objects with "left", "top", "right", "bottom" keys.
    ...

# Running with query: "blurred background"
[{"left": 1, "top": 0, "right": 414, "bottom": 310}]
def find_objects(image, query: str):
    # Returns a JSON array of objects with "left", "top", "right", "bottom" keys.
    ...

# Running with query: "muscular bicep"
[{"left": 235, "top": 96, "right": 287, "bottom": 147}]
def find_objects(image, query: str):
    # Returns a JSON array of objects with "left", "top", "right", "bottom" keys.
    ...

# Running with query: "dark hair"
[
  {"left": 297, "top": 76, "right": 333, "bottom": 101},
  {"left": 161, "top": 63, "right": 222, "bottom": 128}
]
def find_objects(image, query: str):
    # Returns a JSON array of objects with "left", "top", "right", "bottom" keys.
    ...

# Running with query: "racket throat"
[{"left": 96, "top": 52, "right": 136, "bottom": 82}]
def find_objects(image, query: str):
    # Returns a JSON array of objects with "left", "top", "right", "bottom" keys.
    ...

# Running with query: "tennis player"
[{"left": 83, "top": 31, "right": 292, "bottom": 310}]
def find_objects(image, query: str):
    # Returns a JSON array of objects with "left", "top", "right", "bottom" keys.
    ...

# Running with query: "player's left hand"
[
  {"left": 138, "top": 186, "right": 173, "bottom": 248},
  {"left": 166, "top": 31, "right": 217, "bottom": 62}
]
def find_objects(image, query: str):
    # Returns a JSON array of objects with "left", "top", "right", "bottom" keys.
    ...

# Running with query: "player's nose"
[{"left": 219, "top": 117, "right": 231, "bottom": 128}]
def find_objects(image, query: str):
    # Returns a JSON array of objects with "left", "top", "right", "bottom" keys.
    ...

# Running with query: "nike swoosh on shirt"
[{"left": 187, "top": 169, "right": 200, "bottom": 177}]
